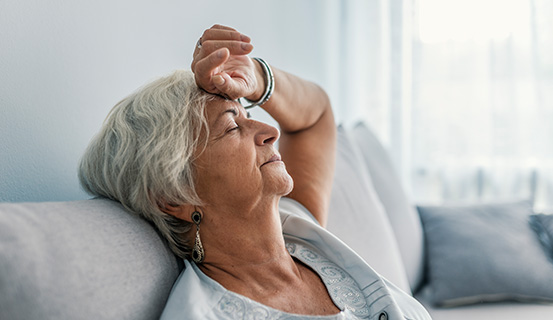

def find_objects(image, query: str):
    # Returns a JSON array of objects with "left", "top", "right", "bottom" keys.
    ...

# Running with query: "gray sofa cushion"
[
  {"left": 418, "top": 201, "right": 553, "bottom": 307},
  {"left": 417, "top": 295, "right": 553, "bottom": 320},
  {"left": 0, "top": 198, "right": 181, "bottom": 320},
  {"left": 327, "top": 126, "right": 411, "bottom": 292},
  {"left": 351, "top": 122, "right": 425, "bottom": 291}
]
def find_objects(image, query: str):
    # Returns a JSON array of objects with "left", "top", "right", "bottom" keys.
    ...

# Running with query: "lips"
[{"left": 261, "top": 154, "right": 282, "bottom": 167}]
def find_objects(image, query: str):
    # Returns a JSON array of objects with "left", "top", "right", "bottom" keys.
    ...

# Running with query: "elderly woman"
[{"left": 79, "top": 25, "right": 431, "bottom": 319}]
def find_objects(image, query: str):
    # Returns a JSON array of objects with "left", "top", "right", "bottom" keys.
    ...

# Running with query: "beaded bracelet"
[{"left": 239, "top": 57, "right": 275, "bottom": 109}]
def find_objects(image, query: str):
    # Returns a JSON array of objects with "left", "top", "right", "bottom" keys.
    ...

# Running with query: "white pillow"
[
  {"left": 326, "top": 126, "right": 411, "bottom": 293},
  {"left": 352, "top": 122, "right": 425, "bottom": 292}
]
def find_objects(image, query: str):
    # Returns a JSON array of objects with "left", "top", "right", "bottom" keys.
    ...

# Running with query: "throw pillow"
[
  {"left": 529, "top": 213, "right": 553, "bottom": 261},
  {"left": 418, "top": 200, "right": 553, "bottom": 307}
]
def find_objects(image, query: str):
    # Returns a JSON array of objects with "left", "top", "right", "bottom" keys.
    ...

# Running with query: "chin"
[
  {"left": 280, "top": 173, "right": 294, "bottom": 196},
  {"left": 268, "top": 171, "right": 294, "bottom": 197},
  {"left": 279, "top": 184, "right": 293, "bottom": 197}
]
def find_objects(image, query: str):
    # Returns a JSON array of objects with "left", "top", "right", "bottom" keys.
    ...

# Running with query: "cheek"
[{"left": 194, "top": 148, "right": 260, "bottom": 196}]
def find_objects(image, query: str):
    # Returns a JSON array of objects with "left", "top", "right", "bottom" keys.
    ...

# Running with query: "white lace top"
[
  {"left": 160, "top": 198, "right": 432, "bottom": 320},
  {"left": 205, "top": 240, "right": 369, "bottom": 319}
]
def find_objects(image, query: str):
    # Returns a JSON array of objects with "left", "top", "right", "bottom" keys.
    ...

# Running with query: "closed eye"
[{"left": 227, "top": 125, "right": 239, "bottom": 133}]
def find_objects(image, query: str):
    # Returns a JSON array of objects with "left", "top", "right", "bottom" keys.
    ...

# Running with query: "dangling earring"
[{"left": 191, "top": 211, "right": 205, "bottom": 263}]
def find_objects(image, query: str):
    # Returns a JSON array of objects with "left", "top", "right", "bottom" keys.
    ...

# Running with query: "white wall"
[{"left": 0, "top": 0, "right": 341, "bottom": 202}]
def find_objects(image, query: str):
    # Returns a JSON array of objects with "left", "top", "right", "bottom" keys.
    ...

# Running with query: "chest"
[{"left": 211, "top": 242, "right": 370, "bottom": 319}]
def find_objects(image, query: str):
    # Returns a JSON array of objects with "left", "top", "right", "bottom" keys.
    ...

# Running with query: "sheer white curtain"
[
  {"left": 333, "top": 0, "right": 553, "bottom": 212},
  {"left": 410, "top": 0, "right": 553, "bottom": 211},
  {"left": 327, "top": 0, "right": 412, "bottom": 176}
]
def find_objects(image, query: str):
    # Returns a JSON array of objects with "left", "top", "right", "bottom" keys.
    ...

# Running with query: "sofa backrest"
[
  {"left": 351, "top": 122, "right": 425, "bottom": 292},
  {"left": 0, "top": 123, "right": 420, "bottom": 320},
  {"left": 0, "top": 198, "right": 181, "bottom": 320},
  {"left": 326, "top": 126, "right": 411, "bottom": 293}
]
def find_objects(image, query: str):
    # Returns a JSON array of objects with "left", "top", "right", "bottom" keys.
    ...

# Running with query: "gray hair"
[{"left": 78, "top": 69, "right": 212, "bottom": 259}]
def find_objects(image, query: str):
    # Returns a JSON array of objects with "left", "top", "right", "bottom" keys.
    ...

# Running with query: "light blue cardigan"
[{"left": 160, "top": 198, "right": 431, "bottom": 320}]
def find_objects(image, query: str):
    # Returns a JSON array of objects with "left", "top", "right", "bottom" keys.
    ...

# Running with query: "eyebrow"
[
  {"left": 216, "top": 105, "right": 252, "bottom": 122},
  {"left": 213, "top": 107, "right": 238, "bottom": 127},
  {"left": 221, "top": 107, "right": 238, "bottom": 119}
]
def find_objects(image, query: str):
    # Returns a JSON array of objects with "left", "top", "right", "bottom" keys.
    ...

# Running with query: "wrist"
[
  {"left": 240, "top": 58, "right": 274, "bottom": 109},
  {"left": 245, "top": 58, "right": 265, "bottom": 102}
]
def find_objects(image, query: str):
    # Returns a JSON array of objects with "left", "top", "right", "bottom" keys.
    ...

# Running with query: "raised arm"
[
  {"left": 253, "top": 66, "right": 336, "bottom": 227},
  {"left": 191, "top": 25, "right": 336, "bottom": 227}
]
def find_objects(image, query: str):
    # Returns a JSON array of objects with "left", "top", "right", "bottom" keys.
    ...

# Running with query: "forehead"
[{"left": 205, "top": 97, "right": 246, "bottom": 123}]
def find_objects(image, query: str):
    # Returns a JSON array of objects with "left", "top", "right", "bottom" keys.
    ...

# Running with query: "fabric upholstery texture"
[
  {"left": 416, "top": 296, "right": 553, "bottom": 320},
  {"left": 351, "top": 122, "right": 425, "bottom": 292},
  {"left": 529, "top": 213, "right": 553, "bottom": 261},
  {"left": 327, "top": 126, "right": 410, "bottom": 293},
  {"left": 418, "top": 200, "right": 553, "bottom": 307},
  {"left": 0, "top": 198, "right": 181, "bottom": 320}
]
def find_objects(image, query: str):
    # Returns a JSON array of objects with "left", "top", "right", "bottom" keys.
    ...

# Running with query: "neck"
[{"left": 197, "top": 196, "right": 300, "bottom": 291}]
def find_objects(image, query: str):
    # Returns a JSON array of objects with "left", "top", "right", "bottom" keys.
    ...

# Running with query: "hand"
[{"left": 191, "top": 25, "right": 260, "bottom": 100}]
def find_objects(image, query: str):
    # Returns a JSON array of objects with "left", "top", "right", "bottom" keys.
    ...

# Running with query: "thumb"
[
  {"left": 213, "top": 73, "right": 246, "bottom": 100},
  {"left": 213, "top": 74, "right": 226, "bottom": 87}
]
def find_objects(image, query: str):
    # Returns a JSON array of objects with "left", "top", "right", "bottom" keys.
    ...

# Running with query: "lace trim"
[{"left": 211, "top": 242, "right": 369, "bottom": 319}]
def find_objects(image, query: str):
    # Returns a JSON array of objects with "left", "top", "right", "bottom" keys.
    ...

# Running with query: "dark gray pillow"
[
  {"left": 529, "top": 213, "right": 553, "bottom": 261},
  {"left": 418, "top": 201, "right": 553, "bottom": 307}
]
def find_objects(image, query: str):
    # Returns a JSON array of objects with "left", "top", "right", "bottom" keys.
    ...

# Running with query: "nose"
[{"left": 253, "top": 120, "right": 280, "bottom": 146}]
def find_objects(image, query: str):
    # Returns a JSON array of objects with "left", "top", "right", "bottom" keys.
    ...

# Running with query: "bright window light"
[{"left": 418, "top": 0, "right": 530, "bottom": 43}]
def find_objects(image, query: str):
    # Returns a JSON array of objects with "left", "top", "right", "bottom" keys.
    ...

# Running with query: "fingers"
[
  {"left": 198, "top": 25, "right": 252, "bottom": 55},
  {"left": 200, "top": 40, "right": 253, "bottom": 56},
  {"left": 199, "top": 47, "right": 229, "bottom": 72},
  {"left": 212, "top": 73, "right": 247, "bottom": 100},
  {"left": 191, "top": 24, "right": 255, "bottom": 98},
  {"left": 193, "top": 48, "right": 229, "bottom": 91},
  {"left": 192, "top": 25, "right": 252, "bottom": 69},
  {"left": 202, "top": 26, "right": 251, "bottom": 43}
]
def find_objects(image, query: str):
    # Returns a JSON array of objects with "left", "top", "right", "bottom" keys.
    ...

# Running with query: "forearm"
[{"left": 247, "top": 62, "right": 333, "bottom": 133}]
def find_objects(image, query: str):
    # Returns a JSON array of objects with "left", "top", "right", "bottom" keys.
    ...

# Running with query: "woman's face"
[{"left": 193, "top": 97, "right": 293, "bottom": 210}]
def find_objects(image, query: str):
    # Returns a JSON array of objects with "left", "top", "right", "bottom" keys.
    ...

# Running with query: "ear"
[{"left": 159, "top": 202, "right": 195, "bottom": 223}]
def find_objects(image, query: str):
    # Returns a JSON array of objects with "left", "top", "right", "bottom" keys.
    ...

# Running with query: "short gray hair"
[{"left": 79, "top": 69, "right": 212, "bottom": 259}]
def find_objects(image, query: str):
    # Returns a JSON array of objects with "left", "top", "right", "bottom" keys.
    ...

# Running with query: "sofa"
[{"left": 1, "top": 122, "right": 553, "bottom": 319}]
